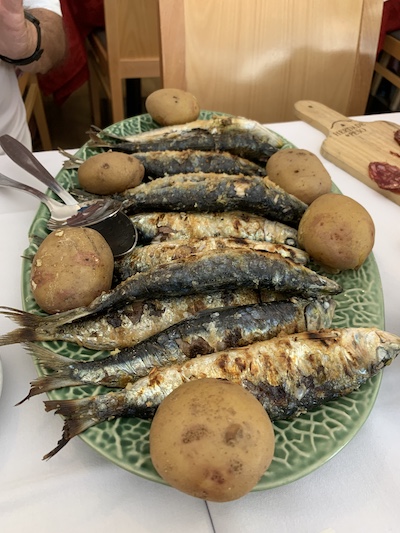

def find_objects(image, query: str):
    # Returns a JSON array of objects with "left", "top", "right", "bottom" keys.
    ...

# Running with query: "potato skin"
[
  {"left": 150, "top": 378, "right": 275, "bottom": 502},
  {"left": 266, "top": 148, "right": 332, "bottom": 204},
  {"left": 145, "top": 88, "right": 200, "bottom": 126},
  {"left": 78, "top": 152, "right": 144, "bottom": 195},
  {"left": 30, "top": 227, "right": 114, "bottom": 314},
  {"left": 298, "top": 193, "right": 375, "bottom": 271}
]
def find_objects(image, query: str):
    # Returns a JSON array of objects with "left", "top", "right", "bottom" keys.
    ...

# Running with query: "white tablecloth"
[{"left": 0, "top": 114, "right": 399, "bottom": 533}]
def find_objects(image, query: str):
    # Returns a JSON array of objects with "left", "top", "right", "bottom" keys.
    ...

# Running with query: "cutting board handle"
[{"left": 294, "top": 101, "right": 348, "bottom": 136}]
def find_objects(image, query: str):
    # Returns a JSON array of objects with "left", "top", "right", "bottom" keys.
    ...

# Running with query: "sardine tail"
[
  {"left": 24, "top": 342, "right": 74, "bottom": 371},
  {"left": 43, "top": 397, "right": 100, "bottom": 459},
  {"left": 0, "top": 328, "right": 37, "bottom": 346},
  {"left": 19, "top": 374, "right": 81, "bottom": 404},
  {"left": 0, "top": 307, "right": 47, "bottom": 345},
  {"left": 0, "top": 306, "right": 44, "bottom": 327},
  {"left": 42, "top": 436, "right": 70, "bottom": 460},
  {"left": 19, "top": 343, "right": 84, "bottom": 401},
  {"left": 0, "top": 305, "right": 87, "bottom": 333}
]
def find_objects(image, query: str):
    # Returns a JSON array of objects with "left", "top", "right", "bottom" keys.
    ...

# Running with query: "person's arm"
[
  {"left": 0, "top": 0, "right": 65, "bottom": 74},
  {"left": 26, "top": 7, "right": 66, "bottom": 73}
]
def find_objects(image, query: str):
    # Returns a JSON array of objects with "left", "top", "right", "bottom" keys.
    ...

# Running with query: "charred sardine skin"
[
  {"left": 125, "top": 328, "right": 400, "bottom": 419},
  {"left": 43, "top": 327, "right": 400, "bottom": 458},
  {"left": 132, "top": 150, "right": 267, "bottom": 178},
  {"left": 0, "top": 289, "right": 270, "bottom": 350},
  {"left": 24, "top": 297, "right": 336, "bottom": 394},
  {"left": 124, "top": 116, "right": 285, "bottom": 148},
  {"left": 114, "top": 237, "right": 309, "bottom": 282},
  {"left": 130, "top": 211, "right": 300, "bottom": 247},
  {"left": 73, "top": 249, "right": 342, "bottom": 320},
  {"left": 93, "top": 116, "right": 284, "bottom": 163},
  {"left": 121, "top": 173, "right": 307, "bottom": 226}
]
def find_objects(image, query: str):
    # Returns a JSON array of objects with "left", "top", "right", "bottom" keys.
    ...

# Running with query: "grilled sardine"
[
  {"left": 114, "top": 237, "right": 309, "bottom": 283},
  {"left": 0, "top": 289, "right": 279, "bottom": 350},
  {"left": 63, "top": 149, "right": 267, "bottom": 178},
  {"left": 133, "top": 149, "right": 267, "bottom": 178},
  {"left": 35, "top": 248, "right": 341, "bottom": 327},
  {"left": 89, "top": 116, "right": 284, "bottom": 163},
  {"left": 130, "top": 211, "right": 300, "bottom": 247},
  {"left": 23, "top": 298, "right": 336, "bottom": 396},
  {"left": 43, "top": 327, "right": 400, "bottom": 459},
  {"left": 120, "top": 173, "right": 306, "bottom": 227}
]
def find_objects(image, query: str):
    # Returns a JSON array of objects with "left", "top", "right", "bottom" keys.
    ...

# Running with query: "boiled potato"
[
  {"left": 266, "top": 148, "right": 332, "bottom": 204},
  {"left": 78, "top": 151, "right": 144, "bottom": 195},
  {"left": 30, "top": 227, "right": 114, "bottom": 314},
  {"left": 150, "top": 378, "right": 275, "bottom": 502},
  {"left": 298, "top": 193, "right": 375, "bottom": 271},
  {"left": 145, "top": 88, "right": 200, "bottom": 126}
]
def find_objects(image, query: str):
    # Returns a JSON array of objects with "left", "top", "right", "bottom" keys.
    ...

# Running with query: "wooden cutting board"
[{"left": 294, "top": 100, "right": 400, "bottom": 205}]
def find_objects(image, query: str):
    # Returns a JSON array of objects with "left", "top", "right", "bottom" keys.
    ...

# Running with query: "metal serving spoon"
[
  {"left": 0, "top": 173, "right": 138, "bottom": 257},
  {"left": 0, "top": 172, "right": 91, "bottom": 223},
  {"left": 0, "top": 135, "right": 137, "bottom": 257},
  {"left": 0, "top": 134, "right": 121, "bottom": 225}
]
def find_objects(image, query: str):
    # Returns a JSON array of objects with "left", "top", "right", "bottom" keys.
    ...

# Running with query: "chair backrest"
[
  {"left": 158, "top": 0, "right": 383, "bottom": 123},
  {"left": 87, "top": 0, "right": 161, "bottom": 124},
  {"left": 370, "top": 30, "right": 400, "bottom": 112},
  {"left": 104, "top": 0, "right": 160, "bottom": 80}
]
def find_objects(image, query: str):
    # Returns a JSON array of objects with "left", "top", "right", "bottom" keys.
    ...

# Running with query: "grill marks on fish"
[
  {"left": 133, "top": 150, "right": 267, "bottom": 178},
  {"left": 120, "top": 173, "right": 307, "bottom": 226},
  {"left": 0, "top": 289, "right": 273, "bottom": 349},
  {"left": 42, "top": 327, "right": 400, "bottom": 459},
  {"left": 89, "top": 116, "right": 284, "bottom": 163},
  {"left": 114, "top": 237, "right": 309, "bottom": 282},
  {"left": 22, "top": 298, "right": 336, "bottom": 397},
  {"left": 46, "top": 249, "right": 341, "bottom": 327},
  {"left": 130, "top": 211, "right": 299, "bottom": 247}
]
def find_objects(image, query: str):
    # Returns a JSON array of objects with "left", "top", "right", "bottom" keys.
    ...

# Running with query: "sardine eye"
[{"left": 285, "top": 238, "right": 297, "bottom": 247}]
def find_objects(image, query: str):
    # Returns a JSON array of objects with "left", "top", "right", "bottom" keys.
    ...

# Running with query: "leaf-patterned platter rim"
[{"left": 21, "top": 111, "right": 384, "bottom": 491}]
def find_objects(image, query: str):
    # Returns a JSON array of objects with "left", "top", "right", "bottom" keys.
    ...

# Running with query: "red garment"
[
  {"left": 38, "top": 0, "right": 104, "bottom": 105},
  {"left": 378, "top": 0, "right": 400, "bottom": 54}
]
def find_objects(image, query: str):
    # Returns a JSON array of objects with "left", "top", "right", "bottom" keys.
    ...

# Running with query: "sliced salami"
[{"left": 368, "top": 162, "right": 400, "bottom": 192}]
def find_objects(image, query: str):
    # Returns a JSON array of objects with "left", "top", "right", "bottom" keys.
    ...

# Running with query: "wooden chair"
[
  {"left": 157, "top": 0, "right": 383, "bottom": 123},
  {"left": 86, "top": 0, "right": 161, "bottom": 126},
  {"left": 18, "top": 72, "right": 52, "bottom": 151},
  {"left": 370, "top": 30, "right": 400, "bottom": 111}
]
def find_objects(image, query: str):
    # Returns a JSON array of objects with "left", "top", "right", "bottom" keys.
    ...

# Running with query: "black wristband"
[{"left": 0, "top": 11, "right": 44, "bottom": 66}]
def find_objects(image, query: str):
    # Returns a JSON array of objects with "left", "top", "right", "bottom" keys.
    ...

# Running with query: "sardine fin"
[
  {"left": 17, "top": 343, "right": 85, "bottom": 402},
  {"left": 43, "top": 397, "right": 99, "bottom": 459}
]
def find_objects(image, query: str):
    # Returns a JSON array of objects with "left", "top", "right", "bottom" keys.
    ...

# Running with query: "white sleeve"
[{"left": 23, "top": 0, "right": 62, "bottom": 17}]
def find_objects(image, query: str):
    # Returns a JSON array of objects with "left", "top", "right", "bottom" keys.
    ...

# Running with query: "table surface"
[{"left": 0, "top": 113, "right": 399, "bottom": 533}]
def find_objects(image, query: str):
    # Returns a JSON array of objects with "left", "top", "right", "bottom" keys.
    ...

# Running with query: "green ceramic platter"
[{"left": 21, "top": 111, "right": 384, "bottom": 490}]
